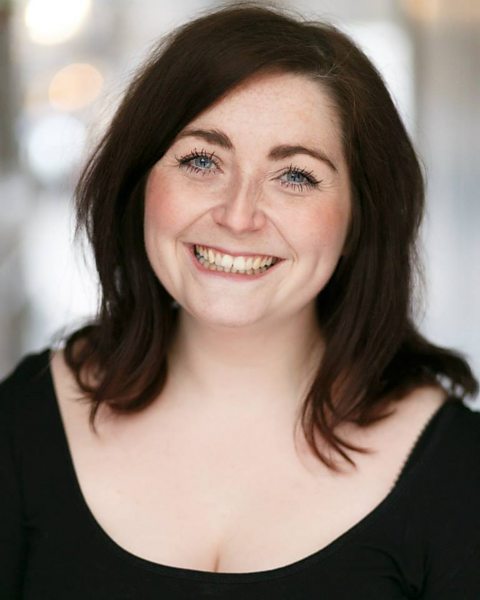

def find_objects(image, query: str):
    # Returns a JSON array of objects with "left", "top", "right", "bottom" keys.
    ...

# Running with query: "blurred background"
[{"left": 0, "top": 0, "right": 478, "bottom": 405}]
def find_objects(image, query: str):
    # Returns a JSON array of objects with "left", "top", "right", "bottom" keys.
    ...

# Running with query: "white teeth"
[
  {"left": 194, "top": 245, "right": 278, "bottom": 275},
  {"left": 221, "top": 254, "right": 233, "bottom": 269},
  {"left": 232, "top": 256, "right": 246, "bottom": 271}
]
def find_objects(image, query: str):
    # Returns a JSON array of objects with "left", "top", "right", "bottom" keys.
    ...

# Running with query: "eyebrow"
[{"left": 175, "top": 128, "right": 338, "bottom": 173}]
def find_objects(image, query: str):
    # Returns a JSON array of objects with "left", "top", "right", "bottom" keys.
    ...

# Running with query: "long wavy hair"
[{"left": 64, "top": 3, "right": 478, "bottom": 469}]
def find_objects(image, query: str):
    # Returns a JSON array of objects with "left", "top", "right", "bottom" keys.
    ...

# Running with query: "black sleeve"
[
  {"left": 0, "top": 377, "right": 27, "bottom": 598},
  {"left": 420, "top": 403, "right": 480, "bottom": 600}
]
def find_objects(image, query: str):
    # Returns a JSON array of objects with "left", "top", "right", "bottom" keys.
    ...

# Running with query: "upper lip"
[{"left": 191, "top": 243, "right": 284, "bottom": 260}]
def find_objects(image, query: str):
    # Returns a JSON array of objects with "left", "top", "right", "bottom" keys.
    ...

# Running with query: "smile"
[{"left": 192, "top": 244, "right": 281, "bottom": 276}]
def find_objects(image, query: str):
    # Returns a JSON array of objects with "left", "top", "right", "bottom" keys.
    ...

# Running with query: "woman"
[{"left": 1, "top": 4, "right": 479, "bottom": 598}]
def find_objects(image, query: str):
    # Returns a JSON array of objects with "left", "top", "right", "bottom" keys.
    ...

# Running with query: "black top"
[{"left": 1, "top": 350, "right": 480, "bottom": 600}]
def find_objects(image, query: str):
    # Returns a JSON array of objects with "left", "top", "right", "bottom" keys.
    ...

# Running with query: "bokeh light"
[
  {"left": 25, "top": 114, "right": 87, "bottom": 183},
  {"left": 25, "top": 0, "right": 91, "bottom": 45},
  {"left": 49, "top": 63, "right": 104, "bottom": 111}
]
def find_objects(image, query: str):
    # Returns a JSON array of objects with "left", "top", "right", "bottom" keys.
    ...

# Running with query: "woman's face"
[{"left": 144, "top": 72, "right": 351, "bottom": 329}]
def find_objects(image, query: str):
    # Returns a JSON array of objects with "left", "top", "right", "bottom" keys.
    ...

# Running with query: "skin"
[{"left": 144, "top": 71, "right": 351, "bottom": 429}]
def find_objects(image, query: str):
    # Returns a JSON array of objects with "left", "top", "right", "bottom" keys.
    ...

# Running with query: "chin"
[{"left": 184, "top": 302, "right": 268, "bottom": 330}]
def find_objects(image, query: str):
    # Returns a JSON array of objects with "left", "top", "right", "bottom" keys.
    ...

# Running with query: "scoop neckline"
[{"left": 41, "top": 348, "right": 455, "bottom": 583}]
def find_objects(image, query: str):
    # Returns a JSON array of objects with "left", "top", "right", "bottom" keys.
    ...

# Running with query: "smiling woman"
[
  {"left": 143, "top": 71, "right": 350, "bottom": 330},
  {"left": 1, "top": 3, "right": 480, "bottom": 599}
]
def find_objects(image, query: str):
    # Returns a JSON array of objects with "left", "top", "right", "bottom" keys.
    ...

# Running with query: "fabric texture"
[{"left": 1, "top": 350, "right": 480, "bottom": 599}]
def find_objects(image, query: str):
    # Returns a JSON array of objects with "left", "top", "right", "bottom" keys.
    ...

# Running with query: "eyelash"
[
  {"left": 175, "top": 148, "right": 220, "bottom": 176},
  {"left": 175, "top": 149, "right": 321, "bottom": 191},
  {"left": 279, "top": 164, "right": 320, "bottom": 191}
]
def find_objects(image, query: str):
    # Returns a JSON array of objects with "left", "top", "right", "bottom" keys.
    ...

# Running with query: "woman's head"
[
  {"left": 67, "top": 3, "right": 477, "bottom": 468},
  {"left": 143, "top": 70, "right": 351, "bottom": 330},
  {"left": 80, "top": 2, "right": 422, "bottom": 338}
]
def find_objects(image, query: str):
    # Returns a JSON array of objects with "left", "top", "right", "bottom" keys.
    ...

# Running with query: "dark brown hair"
[{"left": 64, "top": 3, "right": 478, "bottom": 469}]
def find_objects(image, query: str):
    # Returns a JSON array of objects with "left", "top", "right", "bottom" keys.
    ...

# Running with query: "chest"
[{"left": 61, "top": 410, "right": 407, "bottom": 574}]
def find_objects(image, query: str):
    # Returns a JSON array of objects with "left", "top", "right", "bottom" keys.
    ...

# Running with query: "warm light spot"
[
  {"left": 401, "top": 0, "right": 480, "bottom": 23},
  {"left": 49, "top": 63, "right": 104, "bottom": 111},
  {"left": 25, "top": 0, "right": 91, "bottom": 45}
]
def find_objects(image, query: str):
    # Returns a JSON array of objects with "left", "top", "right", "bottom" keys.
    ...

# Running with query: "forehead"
[{"left": 184, "top": 72, "right": 343, "bottom": 155}]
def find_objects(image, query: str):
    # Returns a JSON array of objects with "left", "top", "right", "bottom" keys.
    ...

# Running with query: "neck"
[{"left": 164, "top": 304, "right": 323, "bottom": 424}]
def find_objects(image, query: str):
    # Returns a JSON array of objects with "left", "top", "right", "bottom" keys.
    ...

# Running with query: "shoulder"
[
  {"left": 0, "top": 349, "right": 52, "bottom": 398},
  {"left": 410, "top": 398, "right": 480, "bottom": 490},
  {"left": 430, "top": 400, "right": 480, "bottom": 503},
  {"left": 0, "top": 349, "right": 74, "bottom": 492},
  {"left": 0, "top": 349, "right": 53, "bottom": 431},
  {"left": 418, "top": 399, "right": 480, "bottom": 528},
  {"left": 385, "top": 391, "right": 480, "bottom": 541},
  {"left": 379, "top": 386, "right": 480, "bottom": 470},
  {"left": 413, "top": 400, "right": 480, "bottom": 594},
  {"left": 431, "top": 399, "right": 480, "bottom": 461}
]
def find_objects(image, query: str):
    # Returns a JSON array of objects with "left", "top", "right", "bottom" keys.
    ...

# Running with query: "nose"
[{"left": 211, "top": 176, "right": 267, "bottom": 234}]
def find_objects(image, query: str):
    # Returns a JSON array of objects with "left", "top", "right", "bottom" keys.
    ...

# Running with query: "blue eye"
[
  {"left": 283, "top": 171, "right": 310, "bottom": 184},
  {"left": 279, "top": 167, "right": 320, "bottom": 191},
  {"left": 176, "top": 149, "right": 219, "bottom": 175},
  {"left": 191, "top": 155, "right": 215, "bottom": 170}
]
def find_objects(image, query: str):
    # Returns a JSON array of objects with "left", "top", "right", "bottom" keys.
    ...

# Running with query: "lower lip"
[{"left": 186, "top": 245, "right": 283, "bottom": 281}]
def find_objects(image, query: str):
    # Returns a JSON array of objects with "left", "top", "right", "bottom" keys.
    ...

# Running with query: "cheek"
[
  {"left": 145, "top": 174, "right": 179, "bottom": 232},
  {"left": 143, "top": 176, "right": 185, "bottom": 288},
  {"left": 291, "top": 203, "right": 350, "bottom": 258},
  {"left": 143, "top": 173, "right": 188, "bottom": 292},
  {"left": 144, "top": 170, "right": 199, "bottom": 247}
]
